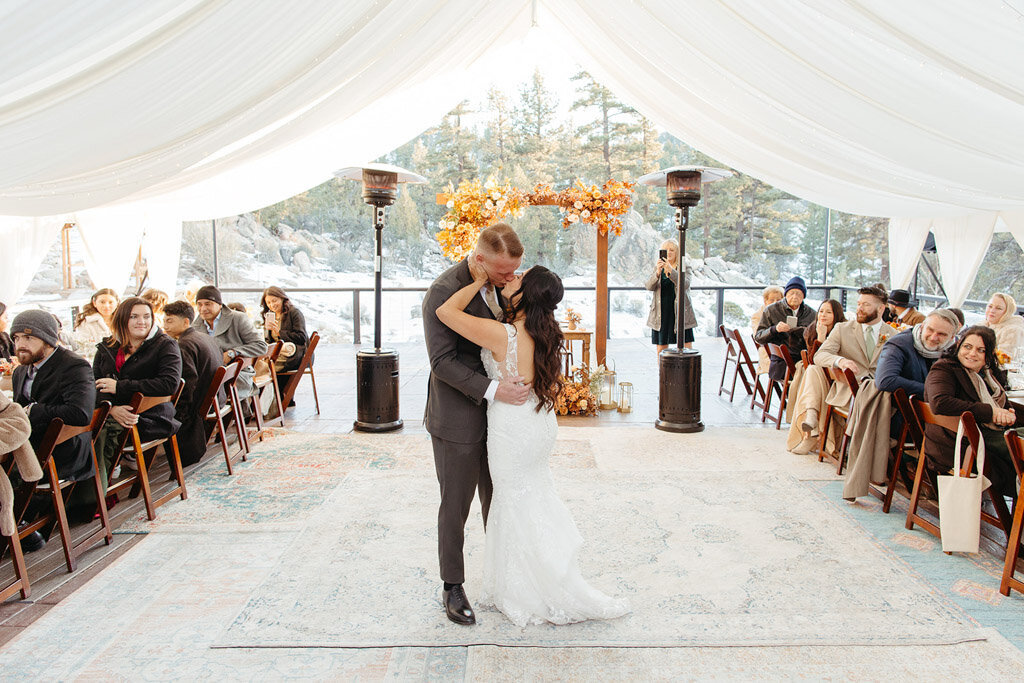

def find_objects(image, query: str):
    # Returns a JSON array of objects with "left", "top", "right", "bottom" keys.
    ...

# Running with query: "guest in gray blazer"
[{"left": 192, "top": 285, "right": 267, "bottom": 398}]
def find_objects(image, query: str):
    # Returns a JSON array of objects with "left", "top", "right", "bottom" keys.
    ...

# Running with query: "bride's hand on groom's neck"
[{"left": 468, "top": 257, "right": 488, "bottom": 285}]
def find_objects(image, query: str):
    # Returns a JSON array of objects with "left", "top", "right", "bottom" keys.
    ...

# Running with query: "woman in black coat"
[
  {"left": 91, "top": 297, "right": 182, "bottom": 492},
  {"left": 923, "top": 325, "right": 1024, "bottom": 500},
  {"left": 260, "top": 286, "right": 308, "bottom": 372}
]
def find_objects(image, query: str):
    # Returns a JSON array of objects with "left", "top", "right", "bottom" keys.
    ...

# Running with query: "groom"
[{"left": 422, "top": 222, "right": 530, "bottom": 625}]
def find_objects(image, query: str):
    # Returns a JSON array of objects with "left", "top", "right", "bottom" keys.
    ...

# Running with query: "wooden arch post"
[{"left": 436, "top": 193, "right": 609, "bottom": 367}]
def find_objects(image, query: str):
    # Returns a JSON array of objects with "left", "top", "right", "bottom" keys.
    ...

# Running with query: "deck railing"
[{"left": 218, "top": 284, "right": 979, "bottom": 345}]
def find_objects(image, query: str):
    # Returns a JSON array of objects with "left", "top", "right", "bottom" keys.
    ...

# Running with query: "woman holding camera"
[
  {"left": 646, "top": 240, "right": 694, "bottom": 355},
  {"left": 260, "top": 286, "right": 308, "bottom": 372}
]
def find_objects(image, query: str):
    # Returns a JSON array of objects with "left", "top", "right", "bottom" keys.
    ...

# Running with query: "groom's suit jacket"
[{"left": 422, "top": 258, "right": 498, "bottom": 444}]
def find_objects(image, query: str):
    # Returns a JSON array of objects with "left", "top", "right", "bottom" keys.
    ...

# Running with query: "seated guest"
[
  {"left": 983, "top": 292, "right": 1024, "bottom": 362},
  {"left": 787, "top": 286, "right": 893, "bottom": 454},
  {"left": 0, "top": 301, "right": 14, "bottom": 360},
  {"left": 11, "top": 310, "right": 96, "bottom": 481},
  {"left": 192, "top": 285, "right": 267, "bottom": 399},
  {"left": 842, "top": 309, "right": 959, "bottom": 501},
  {"left": 73, "top": 288, "right": 119, "bottom": 354},
  {"left": 948, "top": 307, "right": 965, "bottom": 330},
  {"left": 226, "top": 302, "right": 247, "bottom": 314},
  {"left": 140, "top": 288, "right": 169, "bottom": 326},
  {"left": 0, "top": 392, "right": 43, "bottom": 542},
  {"left": 260, "top": 286, "right": 308, "bottom": 372},
  {"left": 163, "top": 301, "right": 222, "bottom": 467},
  {"left": 751, "top": 286, "right": 784, "bottom": 375},
  {"left": 754, "top": 276, "right": 816, "bottom": 381},
  {"left": 91, "top": 298, "right": 182, "bottom": 493},
  {"left": 887, "top": 289, "right": 925, "bottom": 327},
  {"left": 784, "top": 299, "right": 845, "bottom": 425},
  {"left": 924, "top": 325, "right": 1024, "bottom": 500}
]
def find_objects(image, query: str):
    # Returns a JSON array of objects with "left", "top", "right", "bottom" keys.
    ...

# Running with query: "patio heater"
[
  {"left": 638, "top": 166, "right": 731, "bottom": 433},
  {"left": 334, "top": 163, "right": 427, "bottom": 432}
]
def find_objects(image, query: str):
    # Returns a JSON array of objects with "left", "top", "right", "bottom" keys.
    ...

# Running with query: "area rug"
[
  {"left": 215, "top": 469, "right": 980, "bottom": 648},
  {"left": 463, "top": 631, "right": 1024, "bottom": 680}
]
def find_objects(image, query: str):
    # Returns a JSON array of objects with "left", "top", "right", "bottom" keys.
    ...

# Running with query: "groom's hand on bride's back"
[{"left": 495, "top": 376, "right": 530, "bottom": 405}]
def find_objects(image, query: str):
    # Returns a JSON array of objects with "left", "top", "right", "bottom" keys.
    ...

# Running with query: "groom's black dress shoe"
[{"left": 443, "top": 585, "right": 476, "bottom": 625}]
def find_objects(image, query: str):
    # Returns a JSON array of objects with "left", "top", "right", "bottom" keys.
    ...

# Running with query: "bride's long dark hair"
[{"left": 508, "top": 266, "right": 565, "bottom": 413}]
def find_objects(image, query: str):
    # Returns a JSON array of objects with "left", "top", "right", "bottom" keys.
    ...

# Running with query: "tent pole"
[
  {"left": 211, "top": 219, "right": 219, "bottom": 287},
  {"left": 822, "top": 208, "right": 831, "bottom": 284}
]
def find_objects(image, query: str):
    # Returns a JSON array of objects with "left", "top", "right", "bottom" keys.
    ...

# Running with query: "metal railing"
[
  {"left": 219, "top": 283, "right": 992, "bottom": 344},
  {"left": 217, "top": 283, "right": 896, "bottom": 344}
]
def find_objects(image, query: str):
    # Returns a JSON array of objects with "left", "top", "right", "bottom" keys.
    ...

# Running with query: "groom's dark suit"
[{"left": 423, "top": 258, "right": 497, "bottom": 585}]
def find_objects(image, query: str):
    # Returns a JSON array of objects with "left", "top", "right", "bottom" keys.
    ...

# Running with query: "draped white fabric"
[
  {"left": 74, "top": 206, "right": 149, "bottom": 294},
  {"left": 887, "top": 218, "right": 932, "bottom": 290},
  {"left": 1, "top": 0, "right": 1023, "bottom": 302},
  {"left": 0, "top": 217, "right": 63, "bottom": 306},
  {"left": 931, "top": 214, "right": 998, "bottom": 307}
]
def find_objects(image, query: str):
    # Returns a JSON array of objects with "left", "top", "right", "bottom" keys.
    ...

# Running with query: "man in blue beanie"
[{"left": 754, "top": 276, "right": 816, "bottom": 381}]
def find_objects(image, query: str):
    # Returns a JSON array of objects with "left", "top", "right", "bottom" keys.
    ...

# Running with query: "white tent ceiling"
[{"left": 2, "top": 0, "right": 1023, "bottom": 304}]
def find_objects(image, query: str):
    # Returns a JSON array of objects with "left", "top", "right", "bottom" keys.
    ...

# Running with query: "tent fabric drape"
[
  {"left": 887, "top": 218, "right": 932, "bottom": 290},
  {"left": 0, "top": 217, "right": 63, "bottom": 306},
  {"left": 931, "top": 214, "right": 998, "bottom": 308},
  {"left": 1, "top": 0, "right": 1022, "bottom": 220},
  {"left": 1, "top": 1, "right": 1023, "bottom": 303}
]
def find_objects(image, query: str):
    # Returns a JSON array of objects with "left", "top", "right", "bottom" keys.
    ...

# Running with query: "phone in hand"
[
  {"left": 658, "top": 249, "right": 668, "bottom": 261},
  {"left": 786, "top": 315, "right": 798, "bottom": 328},
  {"left": 264, "top": 311, "right": 276, "bottom": 325}
]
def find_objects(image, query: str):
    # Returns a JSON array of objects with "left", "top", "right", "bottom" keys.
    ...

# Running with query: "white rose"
[
  {"left": 446, "top": 200, "right": 455, "bottom": 208},
  {"left": 485, "top": 199, "right": 495, "bottom": 210},
  {"left": 568, "top": 213, "right": 579, "bottom": 223},
  {"left": 574, "top": 200, "right": 584, "bottom": 209},
  {"left": 581, "top": 209, "right": 591, "bottom": 219}
]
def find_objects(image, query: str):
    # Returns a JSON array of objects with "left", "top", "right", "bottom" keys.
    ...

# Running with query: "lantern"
[
  {"left": 599, "top": 368, "right": 618, "bottom": 410},
  {"left": 617, "top": 382, "right": 633, "bottom": 414}
]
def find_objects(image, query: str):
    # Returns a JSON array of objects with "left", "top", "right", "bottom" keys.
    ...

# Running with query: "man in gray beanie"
[
  {"left": 10, "top": 310, "right": 97, "bottom": 548},
  {"left": 192, "top": 284, "right": 267, "bottom": 399}
]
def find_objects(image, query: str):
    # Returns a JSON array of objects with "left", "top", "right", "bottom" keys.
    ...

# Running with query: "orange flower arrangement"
[
  {"left": 554, "top": 366, "right": 598, "bottom": 416},
  {"left": 0, "top": 359, "right": 15, "bottom": 376},
  {"left": 547, "top": 179, "right": 635, "bottom": 236},
  {"left": 437, "top": 177, "right": 529, "bottom": 261},
  {"left": 995, "top": 349, "right": 1012, "bottom": 367},
  {"left": 437, "top": 177, "right": 635, "bottom": 260}
]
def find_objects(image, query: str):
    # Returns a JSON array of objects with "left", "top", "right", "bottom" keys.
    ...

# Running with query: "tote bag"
[{"left": 937, "top": 419, "right": 989, "bottom": 553}]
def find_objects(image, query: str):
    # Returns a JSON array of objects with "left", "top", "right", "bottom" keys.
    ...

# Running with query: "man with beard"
[
  {"left": 841, "top": 308, "right": 960, "bottom": 501},
  {"left": 10, "top": 310, "right": 96, "bottom": 550},
  {"left": 788, "top": 286, "right": 893, "bottom": 454}
]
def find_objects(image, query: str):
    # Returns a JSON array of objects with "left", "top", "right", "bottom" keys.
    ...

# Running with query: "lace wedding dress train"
[{"left": 479, "top": 323, "right": 630, "bottom": 627}]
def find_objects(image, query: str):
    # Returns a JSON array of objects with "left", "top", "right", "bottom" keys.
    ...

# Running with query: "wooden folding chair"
[
  {"left": 800, "top": 340, "right": 822, "bottom": 369},
  {"left": 201, "top": 359, "right": 248, "bottom": 474},
  {"left": 1000, "top": 428, "right": 1024, "bottom": 596},
  {"left": 718, "top": 325, "right": 753, "bottom": 401},
  {"left": 242, "top": 342, "right": 285, "bottom": 442},
  {"left": 107, "top": 382, "right": 188, "bottom": 521},
  {"left": 877, "top": 388, "right": 923, "bottom": 513},
  {"left": 732, "top": 330, "right": 767, "bottom": 413},
  {"left": 906, "top": 398, "right": 956, "bottom": 539},
  {"left": 1, "top": 455, "right": 31, "bottom": 602},
  {"left": 763, "top": 343, "right": 796, "bottom": 429},
  {"left": 8, "top": 403, "right": 113, "bottom": 574},
  {"left": 818, "top": 367, "right": 859, "bottom": 474},
  {"left": 957, "top": 411, "right": 1012, "bottom": 535},
  {"left": 276, "top": 330, "right": 321, "bottom": 414}
]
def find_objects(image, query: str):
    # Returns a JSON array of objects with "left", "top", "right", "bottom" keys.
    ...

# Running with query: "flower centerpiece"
[
  {"left": 555, "top": 365, "right": 598, "bottom": 416},
  {"left": 437, "top": 177, "right": 529, "bottom": 261},
  {"left": 564, "top": 307, "right": 582, "bottom": 330},
  {"left": 0, "top": 359, "right": 15, "bottom": 376},
  {"left": 995, "top": 349, "right": 1012, "bottom": 369}
]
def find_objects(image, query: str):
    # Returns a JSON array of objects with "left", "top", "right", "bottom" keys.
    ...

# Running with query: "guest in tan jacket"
[
  {"left": 788, "top": 286, "right": 896, "bottom": 454},
  {"left": 887, "top": 289, "right": 925, "bottom": 327}
]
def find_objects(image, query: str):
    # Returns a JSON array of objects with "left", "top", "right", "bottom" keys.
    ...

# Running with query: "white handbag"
[{"left": 937, "top": 419, "right": 990, "bottom": 553}]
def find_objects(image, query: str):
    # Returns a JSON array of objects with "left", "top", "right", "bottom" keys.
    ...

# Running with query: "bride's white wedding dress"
[{"left": 479, "top": 323, "right": 630, "bottom": 627}]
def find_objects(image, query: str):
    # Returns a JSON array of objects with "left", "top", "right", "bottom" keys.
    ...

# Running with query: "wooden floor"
[{"left": 3, "top": 334, "right": 1021, "bottom": 643}]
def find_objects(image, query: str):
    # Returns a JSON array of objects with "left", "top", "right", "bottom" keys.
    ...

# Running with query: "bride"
[{"left": 437, "top": 263, "right": 629, "bottom": 627}]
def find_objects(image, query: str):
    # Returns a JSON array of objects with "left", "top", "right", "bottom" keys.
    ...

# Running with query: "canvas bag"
[{"left": 937, "top": 419, "right": 989, "bottom": 553}]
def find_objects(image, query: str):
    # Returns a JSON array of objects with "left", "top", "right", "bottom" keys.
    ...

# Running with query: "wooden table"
[{"left": 563, "top": 329, "right": 593, "bottom": 370}]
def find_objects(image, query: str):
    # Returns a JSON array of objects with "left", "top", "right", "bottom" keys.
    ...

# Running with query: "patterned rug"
[{"left": 216, "top": 468, "right": 978, "bottom": 648}]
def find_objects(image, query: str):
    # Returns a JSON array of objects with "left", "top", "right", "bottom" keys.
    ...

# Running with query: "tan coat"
[
  {"left": 897, "top": 307, "right": 925, "bottom": 326},
  {"left": 0, "top": 392, "right": 43, "bottom": 537},
  {"left": 814, "top": 320, "right": 897, "bottom": 408}
]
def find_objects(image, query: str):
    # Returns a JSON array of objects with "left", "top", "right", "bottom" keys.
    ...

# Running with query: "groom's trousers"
[{"left": 432, "top": 436, "right": 492, "bottom": 585}]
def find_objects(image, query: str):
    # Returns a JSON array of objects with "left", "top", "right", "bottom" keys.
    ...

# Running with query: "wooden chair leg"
[
  {"left": 131, "top": 432, "right": 156, "bottom": 521},
  {"left": 817, "top": 405, "right": 834, "bottom": 463},
  {"left": 881, "top": 444, "right": 905, "bottom": 514},
  {"left": 308, "top": 369, "right": 320, "bottom": 414},
  {"left": 1001, "top": 496, "right": 1024, "bottom": 596},
  {"left": 43, "top": 461, "right": 76, "bottom": 573},
  {"left": 2, "top": 533, "right": 30, "bottom": 601},
  {"left": 906, "top": 453, "right": 940, "bottom": 538}
]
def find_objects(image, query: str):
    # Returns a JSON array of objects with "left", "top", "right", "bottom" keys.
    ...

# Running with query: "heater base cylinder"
[
  {"left": 354, "top": 349, "right": 403, "bottom": 432},
  {"left": 655, "top": 348, "right": 704, "bottom": 433}
]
